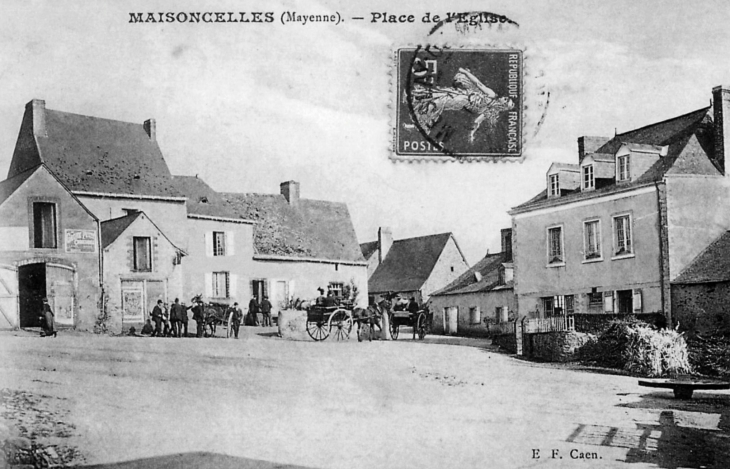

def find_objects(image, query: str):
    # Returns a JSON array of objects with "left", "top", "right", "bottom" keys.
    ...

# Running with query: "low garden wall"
[{"left": 523, "top": 331, "right": 593, "bottom": 362}]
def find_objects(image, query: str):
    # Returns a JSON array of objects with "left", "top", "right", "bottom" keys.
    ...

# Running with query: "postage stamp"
[{"left": 393, "top": 47, "right": 523, "bottom": 160}]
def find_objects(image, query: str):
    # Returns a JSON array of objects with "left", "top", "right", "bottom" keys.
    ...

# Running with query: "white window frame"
[
  {"left": 328, "top": 282, "right": 344, "bottom": 298},
  {"left": 617, "top": 155, "right": 631, "bottom": 182},
  {"left": 546, "top": 225, "right": 565, "bottom": 267},
  {"left": 212, "top": 231, "right": 226, "bottom": 256},
  {"left": 212, "top": 271, "right": 230, "bottom": 298},
  {"left": 582, "top": 164, "right": 594, "bottom": 190},
  {"left": 612, "top": 213, "right": 634, "bottom": 259},
  {"left": 549, "top": 174, "right": 560, "bottom": 197},
  {"left": 582, "top": 219, "right": 602, "bottom": 262}
]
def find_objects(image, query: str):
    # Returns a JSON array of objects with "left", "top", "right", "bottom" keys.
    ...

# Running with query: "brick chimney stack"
[
  {"left": 500, "top": 227, "right": 513, "bottom": 262},
  {"left": 578, "top": 136, "right": 611, "bottom": 162},
  {"left": 143, "top": 118, "right": 156, "bottom": 142},
  {"left": 378, "top": 227, "right": 393, "bottom": 264},
  {"left": 27, "top": 99, "right": 47, "bottom": 138},
  {"left": 713, "top": 86, "right": 730, "bottom": 175},
  {"left": 280, "top": 181, "right": 300, "bottom": 207}
]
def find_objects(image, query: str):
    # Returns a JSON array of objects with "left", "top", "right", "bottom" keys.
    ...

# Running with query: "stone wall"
[
  {"left": 523, "top": 331, "right": 592, "bottom": 362},
  {"left": 672, "top": 281, "right": 730, "bottom": 335},
  {"left": 492, "top": 332, "right": 517, "bottom": 353}
]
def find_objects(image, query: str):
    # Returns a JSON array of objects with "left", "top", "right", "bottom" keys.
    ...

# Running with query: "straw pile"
[
  {"left": 623, "top": 325, "right": 692, "bottom": 377},
  {"left": 579, "top": 319, "right": 692, "bottom": 376}
]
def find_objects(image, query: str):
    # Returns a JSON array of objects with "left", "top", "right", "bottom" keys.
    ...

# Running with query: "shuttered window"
[
  {"left": 212, "top": 272, "right": 229, "bottom": 298},
  {"left": 33, "top": 202, "right": 57, "bottom": 248},
  {"left": 213, "top": 231, "right": 226, "bottom": 256}
]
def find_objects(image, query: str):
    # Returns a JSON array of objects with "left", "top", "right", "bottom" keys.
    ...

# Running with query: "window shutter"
[
  {"left": 250, "top": 279, "right": 255, "bottom": 298},
  {"left": 227, "top": 231, "right": 235, "bottom": 256},
  {"left": 263, "top": 280, "right": 269, "bottom": 299},
  {"left": 204, "top": 273, "right": 212, "bottom": 297},
  {"left": 230, "top": 274, "right": 238, "bottom": 299},
  {"left": 633, "top": 289, "right": 642, "bottom": 312},
  {"left": 603, "top": 291, "right": 614, "bottom": 313},
  {"left": 205, "top": 232, "right": 213, "bottom": 257},
  {"left": 288, "top": 280, "right": 295, "bottom": 302}
]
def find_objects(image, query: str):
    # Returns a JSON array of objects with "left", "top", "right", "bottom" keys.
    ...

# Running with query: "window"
[
  {"left": 613, "top": 215, "right": 633, "bottom": 256},
  {"left": 583, "top": 220, "right": 602, "bottom": 260},
  {"left": 549, "top": 174, "right": 560, "bottom": 196},
  {"left": 133, "top": 237, "right": 152, "bottom": 271},
  {"left": 469, "top": 307, "right": 480, "bottom": 325},
  {"left": 498, "top": 267, "right": 505, "bottom": 285},
  {"left": 617, "top": 155, "right": 630, "bottom": 181},
  {"left": 212, "top": 272, "right": 230, "bottom": 298},
  {"left": 588, "top": 291, "right": 603, "bottom": 307},
  {"left": 213, "top": 231, "right": 226, "bottom": 256},
  {"left": 616, "top": 290, "right": 633, "bottom": 314},
  {"left": 543, "top": 295, "right": 570, "bottom": 317},
  {"left": 328, "top": 282, "right": 344, "bottom": 298},
  {"left": 582, "top": 165, "right": 594, "bottom": 190},
  {"left": 251, "top": 279, "right": 268, "bottom": 301},
  {"left": 565, "top": 295, "right": 575, "bottom": 314},
  {"left": 33, "top": 202, "right": 57, "bottom": 248},
  {"left": 547, "top": 226, "right": 564, "bottom": 264}
]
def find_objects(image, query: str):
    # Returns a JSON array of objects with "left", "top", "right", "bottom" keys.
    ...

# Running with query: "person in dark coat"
[
  {"left": 170, "top": 298, "right": 183, "bottom": 338},
  {"left": 227, "top": 302, "right": 243, "bottom": 339},
  {"left": 315, "top": 288, "right": 326, "bottom": 306},
  {"left": 141, "top": 319, "right": 154, "bottom": 335},
  {"left": 151, "top": 300, "right": 164, "bottom": 337},
  {"left": 260, "top": 296, "right": 273, "bottom": 327},
  {"left": 40, "top": 298, "right": 56, "bottom": 337},
  {"left": 247, "top": 297, "right": 260, "bottom": 326},
  {"left": 407, "top": 297, "right": 420, "bottom": 339},
  {"left": 191, "top": 299, "right": 205, "bottom": 338},
  {"left": 180, "top": 301, "right": 190, "bottom": 337}
]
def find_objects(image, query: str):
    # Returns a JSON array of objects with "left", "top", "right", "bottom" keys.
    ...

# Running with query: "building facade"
[{"left": 510, "top": 86, "right": 730, "bottom": 327}]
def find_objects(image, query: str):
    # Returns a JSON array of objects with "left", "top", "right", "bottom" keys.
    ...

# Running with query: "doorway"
[{"left": 18, "top": 263, "right": 45, "bottom": 327}]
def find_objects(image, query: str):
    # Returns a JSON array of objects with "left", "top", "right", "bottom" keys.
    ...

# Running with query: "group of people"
[{"left": 246, "top": 295, "right": 273, "bottom": 327}]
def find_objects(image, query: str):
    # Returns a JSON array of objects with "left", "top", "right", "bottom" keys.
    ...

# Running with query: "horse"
[
  {"left": 191, "top": 295, "right": 225, "bottom": 337},
  {"left": 352, "top": 298, "right": 392, "bottom": 342}
]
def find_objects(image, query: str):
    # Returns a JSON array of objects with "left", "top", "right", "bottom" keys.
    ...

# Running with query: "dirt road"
[{"left": 1, "top": 327, "right": 729, "bottom": 468}]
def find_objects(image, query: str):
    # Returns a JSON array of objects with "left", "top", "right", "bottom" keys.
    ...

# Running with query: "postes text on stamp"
[{"left": 394, "top": 47, "right": 523, "bottom": 160}]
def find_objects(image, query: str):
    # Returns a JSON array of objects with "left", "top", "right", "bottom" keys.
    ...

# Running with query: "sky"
[{"left": 1, "top": 0, "right": 730, "bottom": 264}]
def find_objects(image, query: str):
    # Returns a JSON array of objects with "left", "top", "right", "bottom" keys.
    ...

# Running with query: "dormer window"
[
  {"left": 617, "top": 155, "right": 630, "bottom": 181},
  {"left": 582, "top": 165, "right": 594, "bottom": 190},
  {"left": 549, "top": 174, "right": 560, "bottom": 197}
]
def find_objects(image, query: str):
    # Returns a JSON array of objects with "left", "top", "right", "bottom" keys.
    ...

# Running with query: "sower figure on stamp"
[
  {"left": 227, "top": 302, "right": 243, "bottom": 339},
  {"left": 151, "top": 300, "right": 164, "bottom": 337}
]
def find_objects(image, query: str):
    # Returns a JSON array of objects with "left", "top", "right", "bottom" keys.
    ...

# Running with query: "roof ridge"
[
  {"left": 392, "top": 232, "right": 452, "bottom": 243},
  {"left": 46, "top": 108, "right": 145, "bottom": 128},
  {"left": 615, "top": 106, "right": 710, "bottom": 138},
  {"left": 100, "top": 211, "right": 142, "bottom": 225}
]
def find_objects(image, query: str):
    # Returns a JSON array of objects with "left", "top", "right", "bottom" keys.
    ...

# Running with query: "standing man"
[
  {"left": 41, "top": 298, "right": 56, "bottom": 338},
  {"left": 260, "top": 295, "right": 273, "bottom": 327},
  {"left": 180, "top": 301, "right": 190, "bottom": 337},
  {"left": 407, "top": 297, "right": 420, "bottom": 339},
  {"left": 191, "top": 298, "right": 205, "bottom": 338},
  {"left": 247, "top": 296, "right": 260, "bottom": 326},
  {"left": 227, "top": 302, "right": 243, "bottom": 339},
  {"left": 170, "top": 298, "right": 184, "bottom": 338},
  {"left": 151, "top": 300, "right": 164, "bottom": 337}
]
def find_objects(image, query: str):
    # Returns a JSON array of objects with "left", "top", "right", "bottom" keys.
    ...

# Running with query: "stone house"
[
  {"left": 429, "top": 229, "right": 515, "bottom": 336},
  {"left": 0, "top": 99, "right": 367, "bottom": 330},
  {"left": 0, "top": 165, "right": 101, "bottom": 330},
  {"left": 509, "top": 85, "right": 730, "bottom": 328},
  {"left": 360, "top": 229, "right": 469, "bottom": 304}
]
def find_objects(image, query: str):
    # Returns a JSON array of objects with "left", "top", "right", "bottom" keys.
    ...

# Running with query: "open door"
[
  {"left": 18, "top": 263, "right": 45, "bottom": 328},
  {"left": 0, "top": 266, "right": 18, "bottom": 329},
  {"left": 46, "top": 264, "right": 75, "bottom": 327}
]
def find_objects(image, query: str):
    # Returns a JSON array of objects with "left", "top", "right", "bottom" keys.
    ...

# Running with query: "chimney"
[
  {"left": 713, "top": 86, "right": 730, "bottom": 175},
  {"left": 280, "top": 180, "right": 300, "bottom": 207},
  {"left": 143, "top": 118, "right": 156, "bottom": 142},
  {"left": 378, "top": 227, "right": 393, "bottom": 264},
  {"left": 578, "top": 136, "right": 611, "bottom": 162},
  {"left": 500, "top": 228, "right": 513, "bottom": 261},
  {"left": 27, "top": 99, "right": 47, "bottom": 138}
]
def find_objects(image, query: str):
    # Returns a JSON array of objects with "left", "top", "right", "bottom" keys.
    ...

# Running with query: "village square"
[{"left": 3, "top": 1, "right": 730, "bottom": 468}]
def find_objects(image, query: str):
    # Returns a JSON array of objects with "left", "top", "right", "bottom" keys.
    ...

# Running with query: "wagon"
[
  {"left": 389, "top": 309, "right": 431, "bottom": 340},
  {"left": 305, "top": 303, "right": 353, "bottom": 341}
]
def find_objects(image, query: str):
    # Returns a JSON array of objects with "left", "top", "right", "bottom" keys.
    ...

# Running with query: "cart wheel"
[
  {"left": 306, "top": 320, "right": 329, "bottom": 341},
  {"left": 390, "top": 321, "right": 399, "bottom": 340},
  {"left": 329, "top": 309, "right": 352, "bottom": 341},
  {"left": 417, "top": 313, "right": 427, "bottom": 340}
]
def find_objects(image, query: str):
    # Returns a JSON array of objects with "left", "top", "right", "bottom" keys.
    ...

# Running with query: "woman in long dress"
[{"left": 41, "top": 298, "right": 56, "bottom": 337}]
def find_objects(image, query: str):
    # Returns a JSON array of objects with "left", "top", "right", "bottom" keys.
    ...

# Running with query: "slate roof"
[
  {"left": 16, "top": 107, "right": 179, "bottom": 198},
  {"left": 368, "top": 233, "right": 455, "bottom": 293},
  {"left": 431, "top": 252, "right": 512, "bottom": 296},
  {"left": 360, "top": 241, "right": 379, "bottom": 260},
  {"left": 673, "top": 231, "right": 730, "bottom": 284},
  {"left": 100, "top": 212, "right": 143, "bottom": 249},
  {"left": 512, "top": 107, "right": 719, "bottom": 214},
  {"left": 0, "top": 166, "right": 37, "bottom": 206},
  {"left": 220, "top": 193, "right": 364, "bottom": 262},
  {"left": 170, "top": 175, "right": 242, "bottom": 219}
]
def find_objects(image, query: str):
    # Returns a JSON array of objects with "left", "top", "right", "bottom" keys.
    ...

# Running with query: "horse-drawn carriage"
[{"left": 304, "top": 297, "right": 432, "bottom": 342}]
